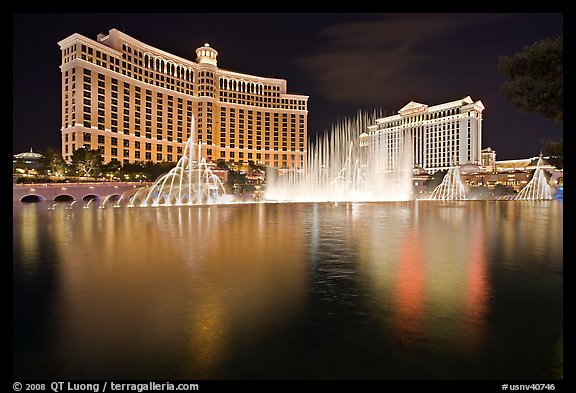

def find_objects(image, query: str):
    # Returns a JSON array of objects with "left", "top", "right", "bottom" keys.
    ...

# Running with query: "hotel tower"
[
  {"left": 58, "top": 28, "right": 308, "bottom": 169},
  {"left": 365, "top": 96, "right": 484, "bottom": 173}
]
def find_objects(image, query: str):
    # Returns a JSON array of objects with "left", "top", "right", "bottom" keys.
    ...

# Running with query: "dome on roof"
[
  {"left": 459, "top": 162, "right": 481, "bottom": 174},
  {"left": 14, "top": 148, "right": 44, "bottom": 161}
]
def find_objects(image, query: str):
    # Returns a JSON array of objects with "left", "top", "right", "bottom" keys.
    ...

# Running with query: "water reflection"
[
  {"left": 13, "top": 200, "right": 562, "bottom": 379},
  {"left": 464, "top": 218, "right": 489, "bottom": 353},
  {"left": 353, "top": 201, "right": 561, "bottom": 378},
  {"left": 354, "top": 202, "right": 492, "bottom": 358},
  {"left": 393, "top": 226, "right": 425, "bottom": 353}
]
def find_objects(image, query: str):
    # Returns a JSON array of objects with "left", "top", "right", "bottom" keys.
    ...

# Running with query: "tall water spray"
[
  {"left": 428, "top": 165, "right": 466, "bottom": 200},
  {"left": 129, "top": 117, "right": 227, "bottom": 207},
  {"left": 264, "top": 111, "right": 414, "bottom": 202},
  {"left": 515, "top": 155, "right": 552, "bottom": 200}
]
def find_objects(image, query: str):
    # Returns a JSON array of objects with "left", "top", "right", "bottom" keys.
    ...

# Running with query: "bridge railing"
[{"left": 13, "top": 181, "right": 153, "bottom": 188}]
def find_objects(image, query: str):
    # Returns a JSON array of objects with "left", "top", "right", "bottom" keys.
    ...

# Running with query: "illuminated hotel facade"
[
  {"left": 365, "top": 96, "right": 484, "bottom": 173},
  {"left": 58, "top": 28, "right": 308, "bottom": 169}
]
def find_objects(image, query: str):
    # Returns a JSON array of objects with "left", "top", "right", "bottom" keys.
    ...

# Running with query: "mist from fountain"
[
  {"left": 515, "top": 156, "right": 552, "bottom": 200},
  {"left": 128, "top": 117, "right": 227, "bottom": 207},
  {"left": 264, "top": 111, "right": 414, "bottom": 202},
  {"left": 428, "top": 165, "right": 466, "bottom": 200}
]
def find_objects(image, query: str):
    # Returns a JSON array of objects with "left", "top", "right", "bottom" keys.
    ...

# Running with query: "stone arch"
[
  {"left": 82, "top": 194, "right": 100, "bottom": 202},
  {"left": 54, "top": 194, "right": 75, "bottom": 202},
  {"left": 20, "top": 194, "right": 45, "bottom": 203}
]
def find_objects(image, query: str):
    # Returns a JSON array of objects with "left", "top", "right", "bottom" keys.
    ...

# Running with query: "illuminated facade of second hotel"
[
  {"left": 366, "top": 96, "right": 484, "bottom": 173},
  {"left": 58, "top": 28, "right": 308, "bottom": 169}
]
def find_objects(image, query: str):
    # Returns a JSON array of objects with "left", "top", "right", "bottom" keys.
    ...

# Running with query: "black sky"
[{"left": 12, "top": 13, "right": 563, "bottom": 160}]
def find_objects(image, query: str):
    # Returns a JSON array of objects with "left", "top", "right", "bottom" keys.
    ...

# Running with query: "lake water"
[{"left": 13, "top": 200, "right": 563, "bottom": 380}]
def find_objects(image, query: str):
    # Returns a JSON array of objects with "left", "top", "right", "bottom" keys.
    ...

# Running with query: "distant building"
[
  {"left": 460, "top": 170, "right": 531, "bottom": 193},
  {"left": 410, "top": 147, "right": 562, "bottom": 197},
  {"left": 460, "top": 154, "right": 563, "bottom": 194},
  {"left": 412, "top": 166, "right": 434, "bottom": 195},
  {"left": 13, "top": 148, "right": 44, "bottom": 163},
  {"left": 480, "top": 147, "right": 497, "bottom": 172},
  {"left": 496, "top": 155, "right": 563, "bottom": 187},
  {"left": 13, "top": 149, "right": 45, "bottom": 177},
  {"left": 366, "top": 96, "right": 484, "bottom": 174},
  {"left": 58, "top": 28, "right": 308, "bottom": 170}
]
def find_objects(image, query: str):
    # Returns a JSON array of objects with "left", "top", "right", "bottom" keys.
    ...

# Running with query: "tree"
[
  {"left": 40, "top": 147, "right": 68, "bottom": 177},
  {"left": 214, "top": 159, "right": 229, "bottom": 169},
  {"left": 541, "top": 138, "right": 563, "bottom": 169},
  {"left": 101, "top": 158, "right": 122, "bottom": 180},
  {"left": 247, "top": 160, "right": 266, "bottom": 173},
  {"left": 70, "top": 147, "right": 104, "bottom": 178},
  {"left": 492, "top": 184, "right": 515, "bottom": 199},
  {"left": 226, "top": 160, "right": 239, "bottom": 171},
  {"left": 424, "top": 170, "right": 447, "bottom": 193},
  {"left": 143, "top": 161, "right": 176, "bottom": 181},
  {"left": 497, "top": 36, "right": 563, "bottom": 123},
  {"left": 120, "top": 161, "right": 150, "bottom": 181},
  {"left": 226, "top": 170, "right": 247, "bottom": 194}
]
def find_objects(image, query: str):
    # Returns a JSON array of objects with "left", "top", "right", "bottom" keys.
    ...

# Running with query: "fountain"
[
  {"left": 114, "top": 112, "right": 553, "bottom": 206},
  {"left": 429, "top": 165, "right": 466, "bottom": 200},
  {"left": 128, "top": 117, "right": 227, "bottom": 207},
  {"left": 264, "top": 111, "right": 413, "bottom": 202},
  {"left": 515, "top": 155, "right": 552, "bottom": 200}
]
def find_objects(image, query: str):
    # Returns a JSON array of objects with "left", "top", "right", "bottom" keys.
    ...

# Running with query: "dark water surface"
[{"left": 13, "top": 200, "right": 563, "bottom": 380}]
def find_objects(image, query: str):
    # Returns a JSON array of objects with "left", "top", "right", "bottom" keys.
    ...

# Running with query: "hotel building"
[
  {"left": 58, "top": 28, "right": 308, "bottom": 169},
  {"left": 365, "top": 96, "right": 484, "bottom": 173}
]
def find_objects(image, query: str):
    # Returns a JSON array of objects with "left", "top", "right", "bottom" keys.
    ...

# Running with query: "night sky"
[{"left": 12, "top": 13, "right": 563, "bottom": 160}]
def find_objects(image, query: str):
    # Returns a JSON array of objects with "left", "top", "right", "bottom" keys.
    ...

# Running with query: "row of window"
[
  {"left": 65, "top": 129, "right": 305, "bottom": 154},
  {"left": 142, "top": 52, "right": 194, "bottom": 82},
  {"left": 378, "top": 112, "right": 480, "bottom": 131},
  {"left": 69, "top": 67, "right": 306, "bottom": 129},
  {"left": 74, "top": 129, "right": 304, "bottom": 154},
  {"left": 368, "top": 126, "right": 478, "bottom": 171},
  {"left": 218, "top": 92, "right": 307, "bottom": 110},
  {"left": 63, "top": 38, "right": 308, "bottom": 111},
  {"left": 120, "top": 40, "right": 296, "bottom": 107}
]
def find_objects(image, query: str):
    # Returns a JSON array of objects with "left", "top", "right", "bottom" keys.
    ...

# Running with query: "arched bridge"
[{"left": 13, "top": 182, "right": 151, "bottom": 204}]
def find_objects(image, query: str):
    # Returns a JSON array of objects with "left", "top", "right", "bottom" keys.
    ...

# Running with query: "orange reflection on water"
[
  {"left": 392, "top": 228, "right": 425, "bottom": 351},
  {"left": 463, "top": 218, "right": 490, "bottom": 353},
  {"left": 358, "top": 202, "right": 493, "bottom": 357}
]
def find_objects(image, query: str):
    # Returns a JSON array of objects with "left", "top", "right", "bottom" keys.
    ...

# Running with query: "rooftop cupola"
[{"left": 195, "top": 43, "right": 218, "bottom": 66}]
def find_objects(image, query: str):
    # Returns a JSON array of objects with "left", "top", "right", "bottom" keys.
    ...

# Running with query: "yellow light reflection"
[{"left": 52, "top": 203, "right": 307, "bottom": 377}]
